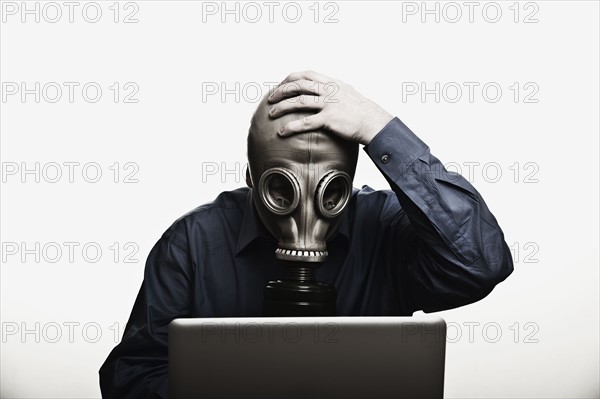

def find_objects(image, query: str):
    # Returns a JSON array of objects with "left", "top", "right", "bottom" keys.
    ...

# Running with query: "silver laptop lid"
[{"left": 169, "top": 316, "right": 446, "bottom": 399}]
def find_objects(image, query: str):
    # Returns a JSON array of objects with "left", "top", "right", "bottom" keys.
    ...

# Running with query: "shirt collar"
[{"left": 235, "top": 188, "right": 351, "bottom": 256}]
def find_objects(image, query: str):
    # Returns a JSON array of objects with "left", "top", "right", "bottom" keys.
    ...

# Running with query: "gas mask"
[{"left": 247, "top": 105, "right": 358, "bottom": 263}]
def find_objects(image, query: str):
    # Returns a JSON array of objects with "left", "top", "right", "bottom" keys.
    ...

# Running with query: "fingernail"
[{"left": 269, "top": 107, "right": 276, "bottom": 116}]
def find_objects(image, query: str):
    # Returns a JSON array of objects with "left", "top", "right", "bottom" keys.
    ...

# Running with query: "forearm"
[
  {"left": 100, "top": 227, "right": 193, "bottom": 398},
  {"left": 364, "top": 117, "right": 513, "bottom": 309},
  {"left": 99, "top": 283, "right": 169, "bottom": 398}
]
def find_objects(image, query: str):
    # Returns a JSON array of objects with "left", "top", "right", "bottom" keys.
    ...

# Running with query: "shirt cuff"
[{"left": 364, "top": 117, "right": 430, "bottom": 180}]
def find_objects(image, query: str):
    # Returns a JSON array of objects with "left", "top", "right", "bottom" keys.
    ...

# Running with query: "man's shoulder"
[
  {"left": 182, "top": 187, "right": 249, "bottom": 218},
  {"left": 351, "top": 185, "right": 403, "bottom": 222},
  {"left": 353, "top": 184, "right": 398, "bottom": 206},
  {"left": 161, "top": 187, "right": 250, "bottom": 243}
]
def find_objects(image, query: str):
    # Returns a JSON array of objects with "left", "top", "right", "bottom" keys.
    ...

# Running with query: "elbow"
[
  {"left": 488, "top": 239, "right": 514, "bottom": 284},
  {"left": 470, "top": 239, "right": 514, "bottom": 293}
]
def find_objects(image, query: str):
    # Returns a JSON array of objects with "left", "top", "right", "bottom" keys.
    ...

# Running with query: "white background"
[{"left": 1, "top": 1, "right": 598, "bottom": 397}]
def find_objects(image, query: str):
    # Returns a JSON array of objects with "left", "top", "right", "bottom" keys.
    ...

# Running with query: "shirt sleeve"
[
  {"left": 99, "top": 223, "right": 194, "bottom": 398},
  {"left": 364, "top": 117, "right": 514, "bottom": 313}
]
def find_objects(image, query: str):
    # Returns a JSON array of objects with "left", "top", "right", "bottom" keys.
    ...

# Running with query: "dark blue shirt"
[{"left": 99, "top": 117, "right": 513, "bottom": 398}]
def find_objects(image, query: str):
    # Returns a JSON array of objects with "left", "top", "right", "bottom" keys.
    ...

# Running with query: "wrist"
[{"left": 359, "top": 112, "right": 394, "bottom": 145}]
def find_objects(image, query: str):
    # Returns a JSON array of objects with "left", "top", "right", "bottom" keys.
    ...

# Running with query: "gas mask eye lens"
[
  {"left": 316, "top": 171, "right": 352, "bottom": 218},
  {"left": 323, "top": 178, "right": 344, "bottom": 210},
  {"left": 259, "top": 168, "right": 301, "bottom": 215},
  {"left": 270, "top": 175, "right": 292, "bottom": 208}
]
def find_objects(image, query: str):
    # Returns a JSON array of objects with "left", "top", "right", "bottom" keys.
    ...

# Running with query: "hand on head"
[{"left": 266, "top": 70, "right": 393, "bottom": 145}]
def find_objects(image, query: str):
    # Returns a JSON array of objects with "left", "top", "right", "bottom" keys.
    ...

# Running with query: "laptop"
[{"left": 169, "top": 316, "right": 446, "bottom": 399}]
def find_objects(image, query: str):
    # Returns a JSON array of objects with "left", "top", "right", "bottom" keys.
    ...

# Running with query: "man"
[{"left": 99, "top": 71, "right": 513, "bottom": 398}]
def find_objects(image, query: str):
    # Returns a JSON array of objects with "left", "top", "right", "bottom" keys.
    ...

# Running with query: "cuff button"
[{"left": 381, "top": 154, "right": 390, "bottom": 164}]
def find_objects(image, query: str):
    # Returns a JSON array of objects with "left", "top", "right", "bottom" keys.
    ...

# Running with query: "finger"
[
  {"left": 269, "top": 95, "right": 325, "bottom": 118},
  {"left": 268, "top": 79, "right": 325, "bottom": 103},
  {"left": 278, "top": 113, "right": 326, "bottom": 137},
  {"left": 280, "top": 70, "right": 337, "bottom": 85}
]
